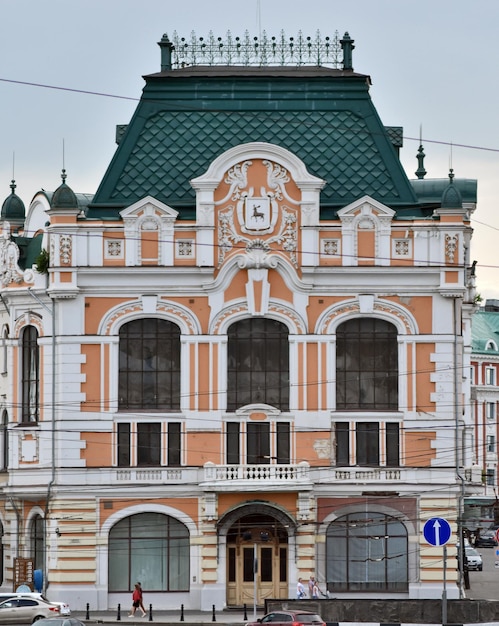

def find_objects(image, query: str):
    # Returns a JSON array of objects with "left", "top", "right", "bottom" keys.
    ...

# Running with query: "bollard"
[
  {"left": 180, "top": 604, "right": 184, "bottom": 621},
  {"left": 117, "top": 603, "right": 121, "bottom": 621},
  {"left": 85, "top": 603, "right": 90, "bottom": 621},
  {"left": 212, "top": 604, "right": 216, "bottom": 622},
  {"left": 148, "top": 603, "right": 153, "bottom": 621},
  {"left": 243, "top": 604, "right": 248, "bottom": 621}
]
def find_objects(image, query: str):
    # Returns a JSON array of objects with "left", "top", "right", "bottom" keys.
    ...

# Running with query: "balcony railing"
[{"left": 203, "top": 461, "right": 310, "bottom": 483}]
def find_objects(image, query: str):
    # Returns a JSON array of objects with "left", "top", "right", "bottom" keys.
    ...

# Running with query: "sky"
[{"left": 1, "top": 0, "right": 499, "bottom": 300}]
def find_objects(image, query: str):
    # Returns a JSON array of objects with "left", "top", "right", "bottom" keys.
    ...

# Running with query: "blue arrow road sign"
[{"left": 423, "top": 517, "right": 451, "bottom": 546}]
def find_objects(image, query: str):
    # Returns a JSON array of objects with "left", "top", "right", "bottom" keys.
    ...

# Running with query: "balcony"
[{"left": 200, "top": 461, "right": 312, "bottom": 492}]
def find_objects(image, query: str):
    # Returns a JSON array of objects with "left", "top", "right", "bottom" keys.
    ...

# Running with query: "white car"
[
  {"left": 0, "top": 596, "right": 60, "bottom": 623},
  {"left": 0, "top": 592, "right": 70, "bottom": 616},
  {"left": 465, "top": 546, "right": 483, "bottom": 571}
]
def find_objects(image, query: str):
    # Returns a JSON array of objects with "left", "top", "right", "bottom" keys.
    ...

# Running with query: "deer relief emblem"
[{"left": 244, "top": 196, "right": 271, "bottom": 231}]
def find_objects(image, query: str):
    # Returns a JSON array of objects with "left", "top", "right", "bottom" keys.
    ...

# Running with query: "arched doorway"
[{"left": 224, "top": 512, "right": 290, "bottom": 607}]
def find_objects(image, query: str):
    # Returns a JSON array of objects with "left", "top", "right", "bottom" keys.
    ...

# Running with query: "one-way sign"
[{"left": 423, "top": 517, "right": 451, "bottom": 546}]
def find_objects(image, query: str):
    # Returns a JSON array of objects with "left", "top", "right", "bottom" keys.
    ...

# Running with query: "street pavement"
[
  {"left": 70, "top": 608, "right": 256, "bottom": 625},
  {"left": 66, "top": 550, "right": 499, "bottom": 626},
  {"left": 466, "top": 543, "right": 499, "bottom": 600}
]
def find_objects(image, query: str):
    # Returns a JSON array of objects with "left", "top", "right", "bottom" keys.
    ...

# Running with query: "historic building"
[
  {"left": 0, "top": 31, "right": 481, "bottom": 609},
  {"left": 465, "top": 301, "right": 499, "bottom": 531}
]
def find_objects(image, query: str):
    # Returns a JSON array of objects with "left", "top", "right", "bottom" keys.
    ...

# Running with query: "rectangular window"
[
  {"left": 386, "top": 423, "right": 400, "bottom": 466},
  {"left": 137, "top": 423, "right": 161, "bottom": 466},
  {"left": 486, "top": 469, "right": 495, "bottom": 486},
  {"left": 247, "top": 423, "right": 270, "bottom": 464},
  {"left": 168, "top": 422, "right": 181, "bottom": 466},
  {"left": 356, "top": 423, "right": 379, "bottom": 466},
  {"left": 335, "top": 423, "right": 350, "bottom": 466},
  {"left": 117, "top": 423, "right": 131, "bottom": 467},
  {"left": 470, "top": 366, "right": 475, "bottom": 385},
  {"left": 486, "top": 367, "right": 496, "bottom": 386},
  {"left": 487, "top": 403, "right": 496, "bottom": 420},
  {"left": 487, "top": 435, "right": 495, "bottom": 453},
  {"left": 226, "top": 422, "right": 240, "bottom": 464},
  {"left": 276, "top": 422, "right": 290, "bottom": 464}
]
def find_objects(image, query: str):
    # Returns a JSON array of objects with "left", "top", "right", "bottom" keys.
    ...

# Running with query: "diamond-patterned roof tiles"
[
  {"left": 90, "top": 69, "right": 419, "bottom": 218},
  {"left": 112, "top": 110, "right": 397, "bottom": 205}
]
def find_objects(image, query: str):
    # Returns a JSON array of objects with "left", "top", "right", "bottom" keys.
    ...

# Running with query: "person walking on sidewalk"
[
  {"left": 137, "top": 582, "right": 147, "bottom": 616},
  {"left": 129, "top": 583, "right": 146, "bottom": 617}
]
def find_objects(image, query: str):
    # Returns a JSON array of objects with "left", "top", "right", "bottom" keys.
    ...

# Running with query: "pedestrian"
[
  {"left": 296, "top": 577, "right": 306, "bottom": 599},
  {"left": 308, "top": 575, "right": 315, "bottom": 597},
  {"left": 129, "top": 582, "right": 146, "bottom": 618},
  {"left": 311, "top": 580, "right": 320, "bottom": 599},
  {"left": 137, "top": 582, "right": 147, "bottom": 617}
]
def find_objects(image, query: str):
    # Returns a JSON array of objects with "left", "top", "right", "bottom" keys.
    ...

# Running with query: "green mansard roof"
[{"left": 88, "top": 32, "right": 474, "bottom": 220}]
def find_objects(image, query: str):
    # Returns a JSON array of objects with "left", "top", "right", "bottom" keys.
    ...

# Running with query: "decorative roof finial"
[
  {"left": 415, "top": 125, "right": 426, "bottom": 179},
  {"left": 448, "top": 167, "right": 454, "bottom": 183},
  {"left": 340, "top": 31, "right": 354, "bottom": 71},
  {"left": 9, "top": 179, "right": 16, "bottom": 194},
  {"left": 61, "top": 168, "right": 67, "bottom": 184},
  {"left": 158, "top": 33, "right": 173, "bottom": 71}
]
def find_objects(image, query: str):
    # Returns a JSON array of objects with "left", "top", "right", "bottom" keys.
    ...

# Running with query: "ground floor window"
[
  {"left": 108, "top": 513, "right": 189, "bottom": 591},
  {"left": 326, "top": 511, "right": 408, "bottom": 592}
]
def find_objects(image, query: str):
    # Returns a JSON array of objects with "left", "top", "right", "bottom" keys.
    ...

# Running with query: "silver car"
[{"left": 0, "top": 596, "right": 60, "bottom": 622}]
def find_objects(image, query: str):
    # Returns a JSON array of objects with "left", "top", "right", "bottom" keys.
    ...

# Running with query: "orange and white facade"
[{"left": 0, "top": 32, "right": 482, "bottom": 609}]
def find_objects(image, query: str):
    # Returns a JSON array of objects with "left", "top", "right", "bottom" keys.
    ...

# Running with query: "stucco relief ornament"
[
  {"left": 445, "top": 233, "right": 458, "bottom": 263},
  {"left": 237, "top": 239, "right": 278, "bottom": 269},
  {"left": 0, "top": 224, "right": 24, "bottom": 285},
  {"left": 59, "top": 234, "right": 72, "bottom": 265}
]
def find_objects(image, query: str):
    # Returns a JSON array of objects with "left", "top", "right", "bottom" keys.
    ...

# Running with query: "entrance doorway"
[{"left": 226, "top": 514, "right": 289, "bottom": 607}]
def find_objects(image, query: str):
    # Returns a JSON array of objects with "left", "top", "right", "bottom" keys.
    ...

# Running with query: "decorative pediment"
[
  {"left": 120, "top": 195, "right": 179, "bottom": 223},
  {"left": 337, "top": 195, "right": 395, "bottom": 222},
  {"left": 337, "top": 195, "right": 395, "bottom": 267},
  {"left": 120, "top": 196, "right": 179, "bottom": 267}
]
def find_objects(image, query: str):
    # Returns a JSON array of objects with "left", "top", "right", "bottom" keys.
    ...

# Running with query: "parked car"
[
  {"left": 475, "top": 530, "right": 498, "bottom": 547},
  {"left": 27, "top": 617, "right": 85, "bottom": 626},
  {"left": 0, "top": 596, "right": 60, "bottom": 622},
  {"left": 246, "top": 611, "right": 326, "bottom": 626},
  {"left": 465, "top": 546, "right": 483, "bottom": 571},
  {"left": 0, "top": 593, "right": 70, "bottom": 616}
]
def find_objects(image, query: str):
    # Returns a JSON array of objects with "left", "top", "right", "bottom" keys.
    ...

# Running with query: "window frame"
[
  {"left": 118, "top": 318, "right": 181, "bottom": 412},
  {"left": 225, "top": 421, "right": 291, "bottom": 464},
  {"left": 335, "top": 421, "right": 400, "bottom": 467},
  {"left": 21, "top": 325, "right": 39, "bottom": 424},
  {"left": 336, "top": 318, "right": 399, "bottom": 411},
  {"left": 326, "top": 511, "right": 408, "bottom": 592},
  {"left": 108, "top": 512, "right": 189, "bottom": 592},
  {"left": 227, "top": 318, "right": 290, "bottom": 411},
  {"left": 116, "top": 422, "right": 182, "bottom": 467},
  {"left": 485, "top": 366, "right": 496, "bottom": 386}
]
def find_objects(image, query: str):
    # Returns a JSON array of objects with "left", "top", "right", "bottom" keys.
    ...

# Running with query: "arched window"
[
  {"left": 108, "top": 513, "right": 189, "bottom": 591},
  {"left": 0, "top": 521, "right": 3, "bottom": 586},
  {"left": 119, "top": 319, "right": 181, "bottom": 411},
  {"left": 1, "top": 325, "right": 9, "bottom": 374},
  {"left": 336, "top": 318, "right": 398, "bottom": 410},
  {"left": 0, "top": 410, "right": 8, "bottom": 471},
  {"left": 227, "top": 318, "right": 289, "bottom": 411},
  {"left": 326, "top": 511, "right": 408, "bottom": 592},
  {"left": 30, "top": 514, "right": 45, "bottom": 572},
  {"left": 21, "top": 326, "right": 39, "bottom": 423}
]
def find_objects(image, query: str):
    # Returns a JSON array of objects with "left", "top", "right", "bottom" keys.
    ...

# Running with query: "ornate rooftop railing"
[{"left": 163, "top": 30, "right": 349, "bottom": 69}]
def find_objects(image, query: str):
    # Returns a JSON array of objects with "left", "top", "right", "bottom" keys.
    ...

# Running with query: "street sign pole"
[
  {"left": 442, "top": 544, "right": 447, "bottom": 625},
  {"left": 423, "top": 518, "right": 452, "bottom": 626}
]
